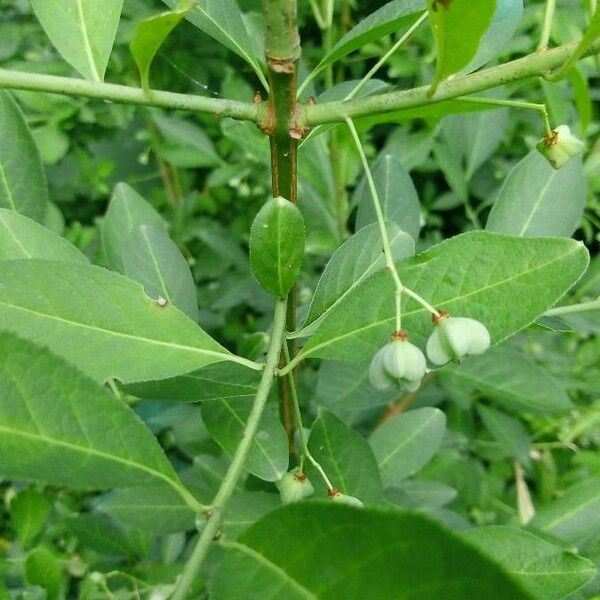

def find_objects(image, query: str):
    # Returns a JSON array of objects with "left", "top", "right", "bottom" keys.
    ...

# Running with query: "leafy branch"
[{"left": 302, "top": 37, "right": 600, "bottom": 125}]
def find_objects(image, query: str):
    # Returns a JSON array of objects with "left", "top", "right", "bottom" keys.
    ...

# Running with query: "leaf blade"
[
  {"left": 0, "top": 331, "right": 181, "bottom": 491},
  {"left": 296, "top": 233, "right": 589, "bottom": 365},
  {"left": 31, "top": 0, "right": 124, "bottom": 81},
  {"left": 0, "top": 260, "right": 237, "bottom": 383}
]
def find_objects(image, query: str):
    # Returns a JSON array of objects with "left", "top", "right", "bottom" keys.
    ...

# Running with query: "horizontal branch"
[
  {"left": 0, "top": 68, "right": 260, "bottom": 122},
  {"left": 303, "top": 38, "right": 600, "bottom": 126}
]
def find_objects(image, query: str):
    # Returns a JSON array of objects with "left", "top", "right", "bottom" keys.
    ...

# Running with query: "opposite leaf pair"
[{"left": 369, "top": 314, "right": 491, "bottom": 392}]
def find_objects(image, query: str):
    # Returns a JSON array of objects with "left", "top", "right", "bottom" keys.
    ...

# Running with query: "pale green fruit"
[
  {"left": 369, "top": 338, "right": 427, "bottom": 391},
  {"left": 426, "top": 316, "right": 491, "bottom": 365},
  {"left": 330, "top": 491, "right": 364, "bottom": 508},
  {"left": 276, "top": 469, "right": 314, "bottom": 504},
  {"left": 536, "top": 125, "right": 585, "bottom": 170}
]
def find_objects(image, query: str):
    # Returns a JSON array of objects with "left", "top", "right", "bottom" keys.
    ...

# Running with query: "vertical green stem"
[
  {"left": 171, "top": 299, "right": 288, "bottom": 600},
  {"left": 263, "top": 0, "right": 301, "bottom": 448},
  {"left": 282, "top": 344, "right": 334, "bottom": 490},
  {"left": 264, "top": 0, "right": 301, "bottom": 204}
]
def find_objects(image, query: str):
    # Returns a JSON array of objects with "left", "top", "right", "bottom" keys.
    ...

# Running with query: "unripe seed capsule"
[{"left": 276, "top": 468, "right": 314, "bottom": 504}]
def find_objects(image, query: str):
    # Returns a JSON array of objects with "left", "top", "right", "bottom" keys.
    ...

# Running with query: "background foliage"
[{"left": 0, "top": 0, "right": 599, "bottom": 598}]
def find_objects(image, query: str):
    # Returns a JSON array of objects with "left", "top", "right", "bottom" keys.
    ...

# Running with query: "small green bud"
[
  {"left": 276, "top": 468, "right": 314, "bottom": 504},
  {"left": 426, "top": 313, "right": 490, "bottom": 365},
  {"left": 368, "top": 332, "right": 427, "bottom": 391},
  {"left": 329, "top": 488, "right": 364, "bottom": 508},
  {"left": 536, "top": 125, "right": 584, "bottom": 170}
]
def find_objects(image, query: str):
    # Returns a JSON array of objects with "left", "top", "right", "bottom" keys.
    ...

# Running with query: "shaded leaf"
[
  {"left": 464, "top": 526, "right": 596, "bottom": 599},
  {"left": 532, "top": 479, "right": 600, "bottom": 546},
  {"left": 440, "top": 346, "right": 572, "bottom": 414},
  {"left": 0, "top": 91, "right": 47, "bottom": 223},
  {"left": 0, "top": 209, "right": 86, "bottom": 263},
  {"left": 478, "top": 405, "right": 531, "bottom": 467},
  {"left": 130, "top": 0, "right": 195, "bottom": 91},
  {"left": 308, "top": 410, "right": 383, "bottom": 504},
  {"left": 31, "top": 0, "right": 124, "bottom": 81},
  {"left": 0, "top": 260, "right": 235, "bottom": 383},
  {"left": 202, "top": 398, "right": 289, "bottom": 482},
  {"left": 369, "top": 408, "right": 446, "bottom": 487},
  {"left": 486, "top": 150, "right": 586, "bottom": 237},
  {"left": 162, "top": 0, "right": 267, "bottom": 89},
  {"left": 354, "top": 154, "right": 421, "bottom": 240},
  {"left": 0, "top": 332, "right": 182, "bottom": 492},
  {"left": 462, "top": 0, "right": 524, "bottom": 73},
  {"left": 311, "top": 0, "right": 425, "bottom": 78},
  {"left": 124, "top": 224, "right": 198, "bottom": 320},
  {"left": 298, "top": 224, "right": 415, "bottom": 335},
  {"left": 10, "top": 488, "right": 52, "bottom": 547},
  {"left": 211, "top": 504, "right": 532, "bottom": 599},
  {"left": 102, "top": 182, "right": 166, "bottom": 274}
]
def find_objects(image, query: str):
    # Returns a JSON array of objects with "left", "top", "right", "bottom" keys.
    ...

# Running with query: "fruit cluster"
[{"left": 369, "top": 312, "right": 491, "bottom": 392}]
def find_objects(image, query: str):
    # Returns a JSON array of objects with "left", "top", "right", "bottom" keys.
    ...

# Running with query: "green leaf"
[
  {"left": 221, "top": 492, "right": 279, "bottom": 538},
  {"left": 124, "top": 224, "right": 198, "bottom": 321},
  {"left": 369, "top": 408, "right": 446, "bottom": 487},
  {"left": 486, "top": 150, "right": 587, "bottom": 237},
  {"left": 102, "top": 182, "right": 166, "bottom": 274},
  {"left": 130, "top": 0, "right": 195, "bottom": 92},
  {"left": 65, "top": 512, "right": 151, "bottom": 558},
  {"left": 297, "top": 224, "right": 414, "bottom": 336},
  {"left": 97, "top": 486, "right": 195, "bottom": 534},
  {"left": 211, "top": 504, "right": 532, "bottom": 599},
  {"left": 442, "top": 107, "right": 509, "bottom": 180},
  {"left": 250, "top": 197, "right": 306, "bottom": 298},
  {"left": 125, "top": 362, "right": 260, "bottom": 402},
  {"left": 311, "top": 0, "right": 425, "bottom": 78},
  {"left": 354, "top": 154, "right": 421, "bottom": 240},
  {"left": 202, "top": 399, "right": 289, "bottom": 482},
  {"left": 295, "top": 233, "right": 588, "bottom": 365},
  {"left": 461, "top": 0, "right": 524, "bottom": 73},
  {"left": 10, "top": 488, "right": 52, "bottom": 547},
  {"left": 386, "top": 480, "right": 457, "bottom": 509},
  {"left": 313, "top": 360, "right": 399, "bottom": 419},
  {"left": 153, "top": 114, "right": 221, "bottom": 169},
  {"left": 440, "top": 346, "right": 572, "bottom": 414},
  {"left": 161, "top": 0, "right": 267, "bottom": 90},
  {"left": 307, "top": 410, "right": 383, "bottom": 504},
  {"left": 477, "top": 405, "right": 531, "bottom": 467},
  {"left": 549, "top": 5, "right": 600, "bottom": 81},
  {"left": 464, "top": 526, "right": 596, "bottom": 600},
  {"left": 0, "top": 91, "right": 47, "bottom": 223},
  {"left": 428, "top": 0, "right": 497, "bottom": 94},
  {"left": 0, "top": 260, "right": 235, "bottom": 383},
  {"left": 31, "top": 0, "right": 124, "bottom": 81},
  {"left": 0, "top": 208, "right": 87, "bottom": 263},
  {"left": 532, "top": 479, "right": 600, "bottom": 546},
  {"left": 25, "top": 547, "right": 62, "bottom": 600},
  {"left": 0, "top": 331, "right": 184, "bottom": 492}
]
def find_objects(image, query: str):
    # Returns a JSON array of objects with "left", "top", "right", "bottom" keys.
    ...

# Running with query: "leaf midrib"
[
  {"left": 221, "top": 540, "right": 317, "bottom": 599},
  {"left": 0, "top": 300, "right": 230, "bottom": 361},
  {"left": 218, "top": 399, "right": 281, "bottom": 479},
  {"left": 0, "top": 423, "right": 176, "bottom": 488},
  {"left": 0, "top": 161, "right": 16, "bottom": 211},
  {"left": 375, "top": 411, "right": 440, "bottom": 470},
  {"left": 76, "top": 0, "right": 101, "bottom": 81}
]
